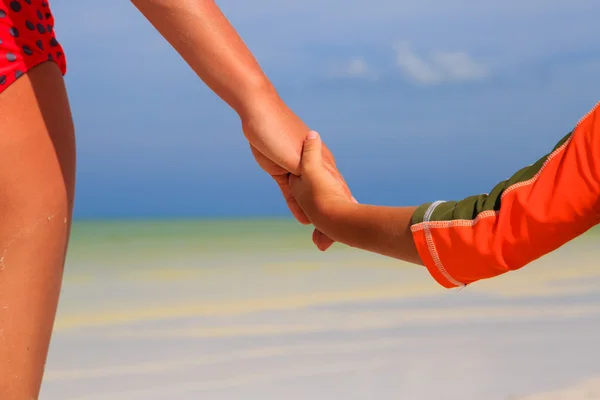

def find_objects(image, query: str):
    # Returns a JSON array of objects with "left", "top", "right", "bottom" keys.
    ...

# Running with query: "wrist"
[
  {"left": 313, "top": 200, "right": 360, "bottom": 243},
  {"left": 238, "top": 90, "right": 307, "bottom": 175},
  {"left": 234, "top": 78, "right": 281, "bottom": 121}
]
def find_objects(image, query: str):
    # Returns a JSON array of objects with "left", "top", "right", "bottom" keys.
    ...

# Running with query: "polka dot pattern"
[
  {"left": 9, "top": 2, "right": 21, "bottom": 12},
  {"left": 0, "top": 0, "right": 66, "bottom": 89}
]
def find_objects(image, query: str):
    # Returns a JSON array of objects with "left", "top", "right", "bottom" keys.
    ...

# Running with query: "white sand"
[{"left": 41, "top": 231, "right": 600, "bottom": 399}]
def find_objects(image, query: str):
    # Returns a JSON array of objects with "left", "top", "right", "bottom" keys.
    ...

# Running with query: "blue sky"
[{"left": 50, "top": 0, "right": 600, "bottom": 219}]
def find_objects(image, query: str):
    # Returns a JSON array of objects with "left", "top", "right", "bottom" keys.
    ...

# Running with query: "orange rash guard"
[{"left": 411, "top": 101, "right": 600, "bottom": 288}]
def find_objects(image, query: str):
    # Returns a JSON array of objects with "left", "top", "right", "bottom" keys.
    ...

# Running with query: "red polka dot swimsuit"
[{"left": 0, "top": 0, "right": 66, "bottom": 91}]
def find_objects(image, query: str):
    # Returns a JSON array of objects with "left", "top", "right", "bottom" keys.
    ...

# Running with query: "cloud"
[
  {"left": 327, "top": 57, "right": 377, "bottom": 80},
  {"left": 394, "top": 42, "right": 489, "bottom": 85},
  {"left": 56, "top": 1, "right": 600, "bottom": 83}
]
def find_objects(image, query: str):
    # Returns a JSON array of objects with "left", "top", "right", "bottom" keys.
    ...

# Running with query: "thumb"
[{"left": 300, "top": 131, "right": 323, "bottom": 172}]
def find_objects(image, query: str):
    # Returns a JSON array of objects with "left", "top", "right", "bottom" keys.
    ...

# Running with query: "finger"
[
  {"left": 287, "top": 173, "right": 308, "bottom": 215},
  {"left": 273, "top": 173, "right": 311, "bottom": 225},
  {"left": 249, "top": 144, "right": 287, "bottom": 176},
  {"left": 287, "top": 173, "right": 335, "bottom": 247},
  {"left": 300, "top": 131, "right": 323, "bottom": 172},
  {"left": 313, "top": 228, "right": 334, "bottom": 251}
]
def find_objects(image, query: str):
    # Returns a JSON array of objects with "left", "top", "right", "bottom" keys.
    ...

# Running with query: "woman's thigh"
[{"left": 0, "top": 61, "right": 75, "bottom": 399}]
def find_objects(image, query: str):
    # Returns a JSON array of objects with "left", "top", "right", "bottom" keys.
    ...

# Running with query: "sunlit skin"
[
  {"left": 0, "top": 62, "right": 75, "bottom": 400},
  {"left": 289, "top": 132, "right": 423, "bottom": 265},
  {"left": 131, "top": 0, "right": 355, "bottom": 251}
]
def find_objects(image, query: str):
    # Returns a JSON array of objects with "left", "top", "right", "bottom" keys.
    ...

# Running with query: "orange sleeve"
[{"left": 410, "top": 101, "right": 600, "bottom": 288}]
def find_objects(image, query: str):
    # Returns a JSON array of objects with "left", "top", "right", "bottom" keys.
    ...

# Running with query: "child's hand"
[
  {"left": 288, "top": 131, "right": 351, "bottom": 240},
  {"left": 289, "top": 131, "right": 422, "bottom": 264}
]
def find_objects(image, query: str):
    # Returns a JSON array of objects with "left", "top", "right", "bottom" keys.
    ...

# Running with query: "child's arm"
[
  {"left": 288, "top": 131, "right": 424, "bottom": 265},
  {"left": 292, "top": 101, "right": 600, "bottom": 288},
  {"left": 316, "top": 203, "right": 423, "bottom": 265}
]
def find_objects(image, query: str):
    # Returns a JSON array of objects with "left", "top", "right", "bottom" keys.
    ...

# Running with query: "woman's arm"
[
  {"left": 130, "top": 0, "right": 303, "bottom": 173},
  {"left": 131, "top": 0, "right": 354, "bottom": 251},
  {"left": 131, "top": 0, "right": 270, "bottom": 118}
]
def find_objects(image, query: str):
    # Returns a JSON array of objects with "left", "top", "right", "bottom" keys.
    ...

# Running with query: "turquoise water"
[{"left": 43, "top": 220, "right": 600, "bottom": 399}]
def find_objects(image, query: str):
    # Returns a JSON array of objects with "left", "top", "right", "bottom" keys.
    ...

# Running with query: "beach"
[{"left": 41, "top": 219, "right": 600, "bottom": 399}]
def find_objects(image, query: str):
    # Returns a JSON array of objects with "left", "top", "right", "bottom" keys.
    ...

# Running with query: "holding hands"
[
  {"left": 288, "top": 131, "right": 352, "bottom": 239},
  {"left": 240, "top": 97, "right": 354, "bottom": 250}
]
